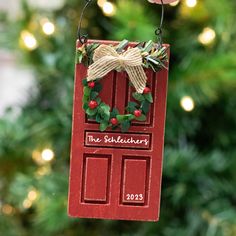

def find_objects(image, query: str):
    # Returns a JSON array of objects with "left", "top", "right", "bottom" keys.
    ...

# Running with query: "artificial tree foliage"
[{"left": 0, "top": 0, "right": 236, "bottom": 235}]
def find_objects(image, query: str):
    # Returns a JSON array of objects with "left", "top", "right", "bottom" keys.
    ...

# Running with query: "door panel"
[
  {"left": 82, "top": 155, "right": 111, "bottom": 204},
  {"left": 68, "top": 39, "right": 169, "bottom": 221},
  {"left": 121, "top": 157, "right": 149, "bottom": 205}
]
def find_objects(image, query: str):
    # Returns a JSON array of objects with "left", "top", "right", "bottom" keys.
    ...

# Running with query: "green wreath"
[{"left": 76, "top": 40, "right": 168, "bottom": 132}]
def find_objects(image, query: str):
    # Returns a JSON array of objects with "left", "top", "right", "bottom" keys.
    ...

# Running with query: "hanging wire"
[
  {"left": 155, "top": 0, "right": 165, "bottom": 47},
  {"left": 78, "top": 0, "right": 93, "bottom": 44},
  {"left": 77, "top": 0, "right": 165, "bottom": 45}
]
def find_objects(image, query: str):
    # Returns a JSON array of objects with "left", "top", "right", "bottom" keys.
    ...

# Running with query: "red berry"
[
  {"left": 143, "top": 87, "right": 151, "bottom": 94},
  {"left": 110, "top": 118, "right": 118, "bottom": 125},
  {"left": 89, "top": 100, "right": 98, "bottom": 109},
  {"left": 134, "top": 110, "right": 142, "bottom": 117},
  {"left": 88, "top": 81, "right": 95, "bottom": 88}
]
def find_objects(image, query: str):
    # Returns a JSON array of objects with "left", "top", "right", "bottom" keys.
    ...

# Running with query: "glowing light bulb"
[
  {"left": 170, "top": 0, "right": 180, "bottom": 6},
  {"left": 42, "top": 21, "right": 55, "bottom": 35},
  {"left": 102, "top": 2, "right": 116, "bottom": 17},
  {"left": 21, "top": 30, "right": 38, "bottom": 50},
  {"left": 28, "top": 189, "right": 38, "bottom": 201},
  {"left": 198, "top": 27, "right": 216, "bottom": 45},
  {"left": 186, "top": 0, "right": 197, "bottom": 8},
  {"left": 23, "top": 199, "right": 32, "bottom": 209},
  {"left": 180, "top": 96, "right": 195, "bottom": 112},
  {"left": 97, "top": 0, "right": 107, "bottom": 8},
  {"left": 41, "top": 149, "right": 55, "bottom": 161},
  {"left": 1, "top": 204, "right": 14, "bottom": 215}
]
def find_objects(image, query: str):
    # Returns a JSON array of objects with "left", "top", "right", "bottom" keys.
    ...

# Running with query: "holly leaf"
[
  {"left": 100, "top": 122, "right": 109, "bottom": 132},
  {"left": 132, "top": 92, "right": 145, "bottom": 102},
  {"left": 83, "top": 87, "right": 91, "bottom": 96},
  {"left": 98, "top": 103, "right": 110, "bottom": 121},
  {"left": 135, "top": 114, "right": 146, "bottom": 121},
  {"left": 111, "top": 108, "right": 119, "bottom": 118},
  {"left": 117, "top": 114, "right": 134, "bottom": 122},
  {"left": 83, "top": 103, "right": 89, "bottom": 110},
  {"left": 86, "top": 108, "right": 98, "bottom": 116},
  {"left": 121, "top": 120, "right": 131, "bottom": 133},
  {"left": 91, "top": 91, "right": 99, "bottom": 100},
  {"left": 82, "top": 79, "right": 88, "bottom": 86},
  {"left": 128, "top": 114, "right": 135, "bottom": 121},
  {"left": 83, "top": 95, "right": 89, "bottom": 103},
  {"left": 141, "top": 100, "right": 151, "bottom": 114},
  {"left": 93, "top": 83, "right": 102, "bottom": 92},
  {"left": 96, "top": 113, "right": 102, "bottom": 123},
  {"left": 117, "top": 115, "right": 126, "bottom": 122},
  {"left": 144, "top": 93, "right": 153, "bottom": 103},
  {"left": 126, "top": 101, "right": 138, "bottom": 113},
  {"left": 95, "top": 97, "right": 101, "bottom": 105}
]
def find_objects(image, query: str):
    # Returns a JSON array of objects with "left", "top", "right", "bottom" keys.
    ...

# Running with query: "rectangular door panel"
[
  {"left": 82, "top": 155, "right": 111, "bottom": 204},
  {"left": 121, "top": 157, "right": 150, "bottom": 206}
]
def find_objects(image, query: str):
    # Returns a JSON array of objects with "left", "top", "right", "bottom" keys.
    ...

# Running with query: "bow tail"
[
  {"left": 125, "top": 66, "right": 147, "bottom": 94},
  {"left": 87, "top": 58, "right": 118, "bottom": 81}
]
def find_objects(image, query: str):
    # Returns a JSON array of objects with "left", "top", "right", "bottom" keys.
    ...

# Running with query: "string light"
[
  {"left": 42, "top": 21, "right": 55, "bottom": 35},
  {"left": 22, "top": 188, "right": 39, "bottom": 209},
  {"left": 28, "top": 189, "right": 38, "bottom": 201},
  {"left": 32, "top": 150, "right": 44, "bottom": 165},
  {"left": 20, "top": 30, "right": 38, "bottom": 50},
  {"left": 41, "top": 148, "right": 55, "bottom": 162},
  {"left": 186, "top": 0, "right": 197, "bottom": 8},
  {"left": 198, "top": 27, "right": 216, "bottom": 45},
  {"left": 170, "top": 0, "right": 180, "bottom": 6},
  {"left": 102, "top": 2, "right": 116, "bottom": 17},
  {"left": 1, "top": 204, "right": 15, "bottom": 215},
  {"left": 22, "top": 199, "right": 32, "bottom": 209},
  {"left": 180, "top": 96, "right": 195, "bottom": 112},
  {"left": 97, "top": 0, "right": 107, "bottom": 8},
  {"left": 32, "top": 148, "right": 55, "bottom": 165}
]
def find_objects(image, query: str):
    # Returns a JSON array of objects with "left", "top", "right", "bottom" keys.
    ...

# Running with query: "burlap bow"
[{"left": 87, "top": 45, "right": 147, "bottom": 93}]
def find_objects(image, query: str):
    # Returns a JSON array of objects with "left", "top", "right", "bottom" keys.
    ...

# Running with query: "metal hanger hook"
[
  {"left": 155, "top": 0, "right": 165, "bottom": 47},
  {"left": 77, "top": 0, "right": 165, "bottom": 45},
  {"left": 78, "top": 0, "right": 93, "bottom": 44}
]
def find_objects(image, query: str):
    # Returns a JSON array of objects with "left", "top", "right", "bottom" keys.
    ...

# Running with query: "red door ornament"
[{"left": 68, "top": 1, "right": 170, "bottom": 222}]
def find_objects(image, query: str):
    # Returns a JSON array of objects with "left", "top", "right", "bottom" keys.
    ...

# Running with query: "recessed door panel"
[{"left": 82, "top": 155, "right": 111, "bottom": 204}]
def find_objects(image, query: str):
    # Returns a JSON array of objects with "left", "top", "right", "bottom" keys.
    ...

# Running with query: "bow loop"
[{"left": 87, "top": 44, "right": 147, "bottom": 93}]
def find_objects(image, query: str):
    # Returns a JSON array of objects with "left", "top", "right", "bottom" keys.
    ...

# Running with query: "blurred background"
[{"left": 0, "top": 0, "right": 236, "bottom": 235}]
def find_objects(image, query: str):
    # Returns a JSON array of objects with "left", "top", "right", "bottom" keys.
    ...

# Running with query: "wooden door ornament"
[{"left": 68, "top": 0, "right": 170, "bottom": 222}]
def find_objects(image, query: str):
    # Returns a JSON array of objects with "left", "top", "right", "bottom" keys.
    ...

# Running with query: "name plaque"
[{"left": 85, "top": 132, "right": 151, "bottom": 149}]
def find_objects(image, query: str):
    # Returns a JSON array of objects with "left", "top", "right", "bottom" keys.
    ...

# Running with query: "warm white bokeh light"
[
  {"left": 42, "top": 21, "right": 55, "bottom": 35},
  {"left": 1, "top": 204, "right": 14, "bottom": 215},
  {"left": 21, "top": 31, "right": 38, "bottom": 50},
  {"left": 23, "top": 199, "right": 32, "bottom": 209},
  {"left": 186, "top": 0, "right": 197, "bottom": 8},
  {"left": 97, "top": 0, "right": 107, "bottom": 8},
  {"left": 41, "top": 149, "right": 55, "bottom": 161},
  {"left": 102, "top": 2, "right": 116, "bottom": 16},
  {"left": 180, "top": 96, "right": 195, "bottom": 112},
  {"left": 28, "top": 189, "right": 38, "bottom": 201},
  {"left": 198, "top": 27, "right": 216, "bottom": 45}
]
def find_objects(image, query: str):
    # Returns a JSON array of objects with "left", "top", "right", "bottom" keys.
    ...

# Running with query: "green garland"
[{"left": 77, "top": 40, "right": 168, "bottom": 132}]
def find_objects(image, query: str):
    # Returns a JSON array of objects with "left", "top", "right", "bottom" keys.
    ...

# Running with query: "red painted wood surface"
[{"left": 68, "top": 39, "right": 170, "bottom": 221}]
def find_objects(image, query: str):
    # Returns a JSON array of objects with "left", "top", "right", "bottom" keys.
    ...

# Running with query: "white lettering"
[
  {"left": 87, "top": 135, "right": 102, "bottom": 143},
  {"left": 103, "top": 135, "right": 149, "bottom": 146}
]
